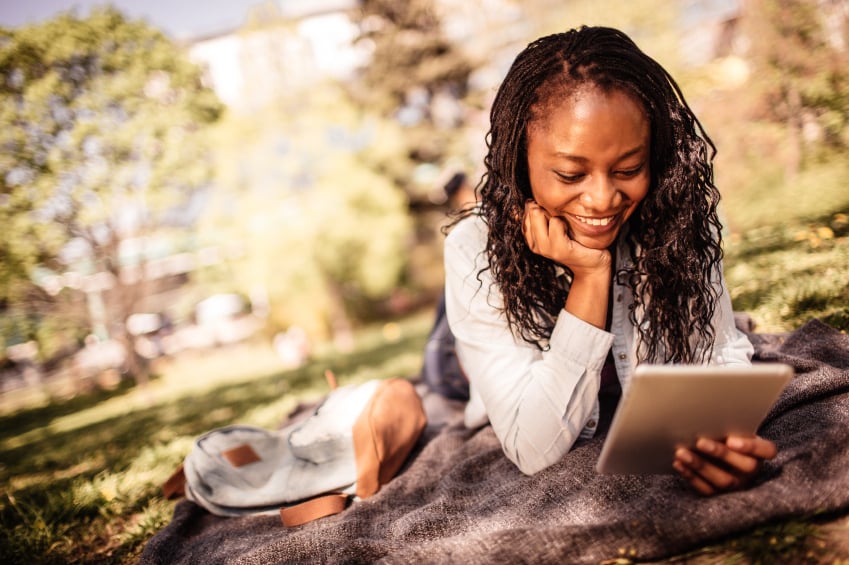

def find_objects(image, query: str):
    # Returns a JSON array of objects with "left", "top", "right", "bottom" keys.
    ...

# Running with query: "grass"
[
  {"left": 724, "top": 211, "right": 849, "bottom": 333},
  {"left": 642, "top": 513, "right": 848, "bottom": 565},
  {"left": 0, "top": 312, "right": 433, "bottom": 564},
  {"left": 1, "top": 212, "right": 848, "bottom": 564}
]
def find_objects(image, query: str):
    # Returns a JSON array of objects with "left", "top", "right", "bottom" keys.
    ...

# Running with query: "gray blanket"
[{"left": 141, "top": 319, "right": 849, "bottom": 564}]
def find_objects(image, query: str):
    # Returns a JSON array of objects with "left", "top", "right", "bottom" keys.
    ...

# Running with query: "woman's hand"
[
  {"left": 673, "top": 435, "right": 777, "bottom": 496},
  {"left": 522, "top": 201, "right": 611, "bottom": 277},
  {"left": 522, "top": 201, "right": 612, "bottom": 329}
]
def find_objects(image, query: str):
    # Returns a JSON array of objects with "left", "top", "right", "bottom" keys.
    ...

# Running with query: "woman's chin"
[
  {"left": 564, "top": 215, "right": 625, "bottom": 250},
  {"left": 573, "top": 232, "right": 617, "bottom": 250}
]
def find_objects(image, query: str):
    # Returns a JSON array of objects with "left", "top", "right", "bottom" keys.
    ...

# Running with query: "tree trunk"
[
  {"left": 785, "top": 84, "right": 803, "bottom": 180},
  {"left": 118, "top": 329, "right": 150, "bottom": 388},
  {"left": 326, "top": 279, "right": 354, "bottom": 353}
]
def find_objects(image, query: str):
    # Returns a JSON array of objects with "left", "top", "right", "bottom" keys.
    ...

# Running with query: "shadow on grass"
[
  {"left": 1, "top": 325, "right": 429, "bottom": 563},
  {"left": 725, "top": 210, "right": 849, "bottom": 333},
  {"left": 0, "top": 331, "right": 427, "bottom": 483},
  {"left": 0, "top": 378, "right": 138, "bottom": 442}
]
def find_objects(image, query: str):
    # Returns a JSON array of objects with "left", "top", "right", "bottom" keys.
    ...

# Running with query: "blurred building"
[
  {"left": 680, "top": 0, "right": 743, "bottom": 67},
  {"left": 186, "top": 0, "right": 369, "bottom": 112},
  {"left": 185, "top": 0, "right": 529, "bottom": 117}
]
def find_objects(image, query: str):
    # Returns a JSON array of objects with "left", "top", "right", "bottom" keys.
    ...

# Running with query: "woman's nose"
[{"left": 581, "top": 176, "right": 620, "bottom": 210}]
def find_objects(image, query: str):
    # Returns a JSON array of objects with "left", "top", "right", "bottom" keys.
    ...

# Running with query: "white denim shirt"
[{"left": 444, "top": 214, "right": 753, "bottom": 475}]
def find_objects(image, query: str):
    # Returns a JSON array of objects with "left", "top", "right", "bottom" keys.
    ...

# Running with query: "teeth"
[{"left": 575, "top": 215, "right": 613, "bottom": 226}]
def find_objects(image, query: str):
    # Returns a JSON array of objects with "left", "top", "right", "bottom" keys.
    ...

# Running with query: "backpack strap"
[
  {"left": 279, "top": 493, "right": 351, "bottom": 527},
  {"left": 162, "top": 463, "right": 186, "bottom": 499}
]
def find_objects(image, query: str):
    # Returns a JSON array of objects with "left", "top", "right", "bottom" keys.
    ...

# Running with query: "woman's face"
[{"left": 526, "top": 86, "right": 651, "bottom": 250}]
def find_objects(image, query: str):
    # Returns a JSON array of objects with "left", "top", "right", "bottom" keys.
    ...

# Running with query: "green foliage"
[
  {"left": 310, "top": 155, "right": 411, "bottom": 298},
  {"left": 0, "top": 7, "right": 221, "bottom": 252},
  {"left": 348, "top": 0, "right": 475, "bottom": 198},
  {"left": 353, "top": 0, "right": 473, "bottom": 116},
  {"left": 742, "top": 0, "right": 849, "bottom": 163},
  {"left": 0, "top": 8, "right": 222, "bottom": 372},
  {"left": 198, "top": 86, "right": 412, "bottom": 340}
]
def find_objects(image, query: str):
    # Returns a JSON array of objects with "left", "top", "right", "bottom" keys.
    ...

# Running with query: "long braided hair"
[{"left": 474, "top": 26, "right": 723, "bottom": 363}]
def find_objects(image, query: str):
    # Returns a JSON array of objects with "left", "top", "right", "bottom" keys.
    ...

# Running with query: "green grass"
[
  {"left": 647, "top": 515, "right": 838, "bottom": 565},
  {"left": 724, "top": 211, "right": 849, "bottom": 333},
  {"left": 0, "top": 312, "right": 433, "bottom": 564}
]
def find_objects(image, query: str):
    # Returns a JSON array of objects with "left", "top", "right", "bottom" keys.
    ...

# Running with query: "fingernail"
[
  {"left": 697, "top": 438, "right": 715, "bottom": 454},
  {"left": 727, "top": 437, "right": 745, "bottom": 450},
  {"left": 675, "top": 448, "right": 692, "bottom": 464}
]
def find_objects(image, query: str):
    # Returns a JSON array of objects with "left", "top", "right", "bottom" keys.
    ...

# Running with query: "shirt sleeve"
[{"left": 443, "top": 217, "right": 614, "bottom": 475}]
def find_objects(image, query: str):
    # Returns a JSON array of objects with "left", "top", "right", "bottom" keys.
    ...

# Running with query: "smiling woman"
[{"left": 439, "top": 25, "right": 776, "bottom": 495}]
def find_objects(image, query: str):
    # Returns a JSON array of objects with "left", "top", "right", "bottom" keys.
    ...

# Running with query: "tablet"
[{"left": 596, "top": 363, "right": 793, "bottom": 475}]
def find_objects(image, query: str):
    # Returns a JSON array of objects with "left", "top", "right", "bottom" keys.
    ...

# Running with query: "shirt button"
[
  {"left": 618, "top": 353, "right": 627, "bottom": 360},
  {"left": 616, "top": 294, "right": 623, "bottom": 302},
  {"left": 587, "top": 419, "right": 597, "bottom": 429}
]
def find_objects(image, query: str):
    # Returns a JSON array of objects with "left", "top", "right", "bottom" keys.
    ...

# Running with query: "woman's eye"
[
  {"left": 616, "top": 164, "right": 644, "bottom": 178},
  {"left": 555, "top": 172, "right": 584, "bottom": 183}
]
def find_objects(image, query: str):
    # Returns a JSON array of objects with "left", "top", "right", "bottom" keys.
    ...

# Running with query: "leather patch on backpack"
[{"left": 222, "top": 444, "right": 261, "bottom": 467}]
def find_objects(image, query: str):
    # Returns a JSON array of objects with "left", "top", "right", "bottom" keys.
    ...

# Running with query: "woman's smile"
[{"left": 572, "top": 214, "right": 614, "bottom": 227}]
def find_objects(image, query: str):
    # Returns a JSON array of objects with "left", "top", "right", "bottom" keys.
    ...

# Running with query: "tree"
[
  {"left": 743, "top": 0, "right": 849, "bottom": 177},
  {"left": 198, "top": 85, "right": 412, "bottom": 348},
  {"left": 0, "top": 8, "right": 222, "bottom": 384},
  {"left": 349, "top": 0, "right": 475, "bottom": 199}
]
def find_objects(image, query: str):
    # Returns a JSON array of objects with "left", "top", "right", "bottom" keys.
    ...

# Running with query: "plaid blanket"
[{"left": 141, "top": 319, "right": 849, "bottom": 564}]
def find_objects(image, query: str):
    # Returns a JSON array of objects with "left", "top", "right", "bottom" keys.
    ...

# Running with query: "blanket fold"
[{"left": 141, "top": 319, "right": 849, "bottom": 564}]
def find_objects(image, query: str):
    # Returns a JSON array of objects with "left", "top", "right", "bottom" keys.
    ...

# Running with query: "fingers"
[
  {"left": 673, "top": 435, "right": 777, "bottom": 496},
  {"left": 522, "top": 201, "right": 541, "bottom": 252},
  {"left": 523, "top": 201, "right": 557, "bottom": 255},
  {"left": 673, "top": 453, "right": 719, "bottom": 496},
  {"left": 545, "top": 209, "right": 568, "bottom": 241},
  {"left": 694, "top": 437, "right": 759, "bottom": 475},
  {"left": 674, "top": 447, "right": 741, "bottom": 496},
  {"left": 725, "top": 435, "right": 778, "bottom": 460},
  {"left": 521, "top": 201, "right": 609, "bottom": 273}
]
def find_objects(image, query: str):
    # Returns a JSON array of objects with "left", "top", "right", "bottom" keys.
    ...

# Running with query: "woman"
[{"left": 443, "top": 26, "right": 775, "bottom": 495}]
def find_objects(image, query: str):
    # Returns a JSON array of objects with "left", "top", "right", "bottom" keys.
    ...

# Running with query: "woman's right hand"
[
  {"left": 522, "top": 201, "right": 611, "bottom": 277},
  {"left": 522, "top": 201, "right": 612, "bottom": 329},
  {"left": 673, "top": 435, "right": 778, "bottom": 496}
]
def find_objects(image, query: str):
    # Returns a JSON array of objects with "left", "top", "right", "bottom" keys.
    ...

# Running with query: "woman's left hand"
[{"left": 673, "top": 435, "right": 777, "bottom": 496}]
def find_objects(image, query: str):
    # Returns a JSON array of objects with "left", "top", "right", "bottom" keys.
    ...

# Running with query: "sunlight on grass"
[
  {"left": 725, "top": 212, "right": 849, "bottom": 333},
  {"left": 116, "top": 498, "right": 174, "bottom": 552},
  {"left": 1, "top": 311, "right": 433, "bottom": 564},
  {"left": 721, "top": 160, "right": 849, "bottom": 234}
]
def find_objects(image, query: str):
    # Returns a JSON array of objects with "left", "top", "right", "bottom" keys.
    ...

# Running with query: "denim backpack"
[{"left": 163, "top": 377, "right": 427, "bottom": 526}]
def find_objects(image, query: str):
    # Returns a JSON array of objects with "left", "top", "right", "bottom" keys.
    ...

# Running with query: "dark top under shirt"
[{"left": 600, "top": 260, "right": 623, "bottom": 423}]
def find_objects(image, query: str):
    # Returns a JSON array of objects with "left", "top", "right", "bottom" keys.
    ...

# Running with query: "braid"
[{"left": 471, "top": 26, "right": 723, "bottom": 362}]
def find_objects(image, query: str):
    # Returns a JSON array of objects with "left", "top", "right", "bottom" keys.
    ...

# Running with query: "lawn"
[
  {"left": 1, "top": 210, "right": 848, "bottom": 564},
  {"left": 0, "top": 313, "right": 434, "bottom": 563}
]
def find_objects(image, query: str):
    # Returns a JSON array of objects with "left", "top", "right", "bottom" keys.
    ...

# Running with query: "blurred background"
[
  {"left": 1, "top": 0, "right": 848, "bottom": 402},
  {"left": 2, "top": 2, "right": 849, "bottom": 562}
]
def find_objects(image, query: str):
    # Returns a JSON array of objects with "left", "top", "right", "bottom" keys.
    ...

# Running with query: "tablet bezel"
[{"left": 595, "top": 363, "right": 793, "bottom": 475}]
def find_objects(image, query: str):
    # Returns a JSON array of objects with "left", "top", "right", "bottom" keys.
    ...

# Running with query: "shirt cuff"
[{"left": 546, "top": 310, "right": 614, "bottom": 370}]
